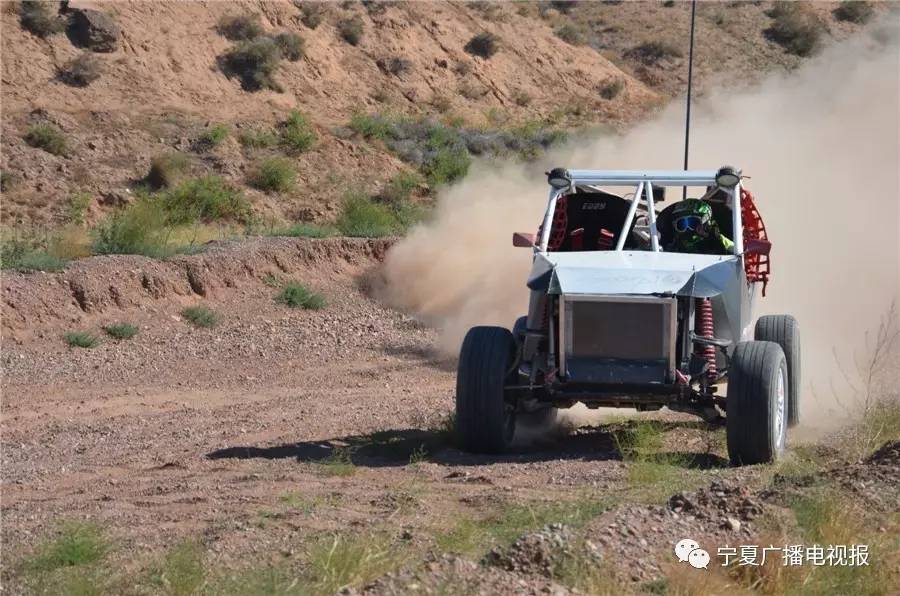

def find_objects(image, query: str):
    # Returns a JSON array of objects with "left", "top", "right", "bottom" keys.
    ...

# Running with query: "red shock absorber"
[{"left": 694, "top": 298, "right": 718, "bottom": 385}]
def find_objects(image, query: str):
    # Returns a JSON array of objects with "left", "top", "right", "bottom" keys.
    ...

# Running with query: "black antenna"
[{"left": 683, "top": 0, "right": 697, "bottom": 200}]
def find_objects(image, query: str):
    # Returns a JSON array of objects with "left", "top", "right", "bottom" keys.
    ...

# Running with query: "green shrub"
[
  {"left": 625, "top": 40, "right": 683, "bottom": 65},
  {"left": 378, "top": 56, "right": 411, "bottom": 75},
  {"left": 92, "top": 198, "right": 172, "bottom": 257},
  {"left": 20, "top": 1, "right": 64, "bottom": 38},
  {"left": 833, "top": 1, "right": 873, "bottom": 24},
  {"left": 161, "top": 176, "right": 251, "bottom": 224},
  {"left": 278, "top": 111, "right": 317, "bottom": 154},
  {"left": 0, "top": 240, "right": 67, "bottom": 272},
  {"left": 25, "top": 123, "right": 67, "bottom": 156},
  {"left": 555, "top": 23, "right": 585, "bottom": 45},
  {"left": 197, "top": 124, "right": 230, "bottom": 150},
  {"left": 337, "top": 192, "right": 399, "bottom": 237},
  {"left": 381, "top": 171, "right": 424, "bottom": 204},
  {"left": 249, "top": 157, "right": 295, "bottom": 192},
  {"left": 103, "top": 322, "right": 138, "bottom": 340},
  {"left": 765, "top": 3, "right": 823, "bottom": 56},
  {"left": 219, "top": 36, "right": 283, "bottom": 91},
  {"left": 337, "top": 16, "right": 364, "bottom": 46},
  {"left": 422, "top": 127, "right": 471, "bottom": 186},
  {"left": 217, "top": 14, "right": 264, "bottom": 40},
  {"left": 239, "top": 128, "right": 278, "bottom": 148},
  {"left": 146, "top": 152, "right": 190, "bottom": 189},
  {"left": 64, "top": 331, "right": 99, "bottom": 349},
  {"left": 65, "top": 192, "right": 92, "bottom": 225},
  {"left": 348, "top": 112, "right": 393, "bottom": 140},
  {"left": 1, "top": 170, "right": 18, "bottom": 192},
  {"left": 300, "top": 3, "right": 326, "bottom": 29},
  {"left": 464, "top": 32, "right": 499, "bottom": 58},
  {"left": 182, "top": 306, "right": 219, "bottom": 328},
  {"left": 275, "top": 282, "right": 326, "bottom": 309},
  {"left": 273, "top": 31, "right": 305, "bottom": 61},
  {"left": 598, "top": 78, "right": 624, "bottom": 100},
  {"left": 268, "top": 223, "right": 336, "bottom": 238},
  {"left": 29, "top": 523, "right": 107, "bottom": 570},
  {"left": 59, "top": 53, "right": 102, "bottom": 87}
]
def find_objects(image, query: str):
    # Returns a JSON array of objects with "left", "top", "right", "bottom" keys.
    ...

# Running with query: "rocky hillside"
[{"left": 0, "top": 0, "right": 881, "bottom": 229}]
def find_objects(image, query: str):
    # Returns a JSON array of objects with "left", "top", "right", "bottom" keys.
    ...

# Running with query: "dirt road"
[{"left": 2, "top": 238, "right": 896, "bottom": 594}]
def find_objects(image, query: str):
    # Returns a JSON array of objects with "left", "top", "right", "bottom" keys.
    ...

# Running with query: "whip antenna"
[{"left": 683, "top": 0, "right": 697, "bottom": 200}]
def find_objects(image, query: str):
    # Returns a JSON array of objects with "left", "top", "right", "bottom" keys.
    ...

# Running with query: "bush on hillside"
[
  {"left": 58, "top": 53, "right": 102, "bottom": 87},
  {"left": 833, "top": 1, "right": 873, "bottom": 24},
  {"left": 278, "top": 111, "right": 317, "bottom": 154},
  {"left": 765, "top": 3, "right": 823, "bottom": 57},
  {"left": 219, "top": 36, "right": 283, "bottom": 92},
  {"left": 625, "top": 40, "right": 683, "bottom": 65},
  {"left": 249, "top": 157, "right": 295, "bottom": 193},
  {"left": 25, "top": 123, "right": 68, "bottom": 156},
  {"left": 20, "top": 1, "right": 64, "bottom": 37},
  {"left": 146, "top": 152, "right": 190, "bottom": 189},
  {"left": 217, "top": 14, "right": 264, "bottom": 40},
  {"left": 337, "top": 16, "right": 364, "bottom": 46},
  {"left": 464, "top": 32, "right": 499, "bottom": 58},
  {"left": 273, "top": 31, "right": 305, "bottom": 61}
]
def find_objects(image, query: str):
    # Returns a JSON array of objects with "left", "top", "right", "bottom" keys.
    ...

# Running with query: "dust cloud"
[{"left": 382, "top": 25, "right": 900, "bottom": 432}]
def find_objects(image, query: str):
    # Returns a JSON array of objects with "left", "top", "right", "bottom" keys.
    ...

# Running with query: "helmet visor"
[{"left": 674, "top": 215, "right": 703, "bottom": 233}]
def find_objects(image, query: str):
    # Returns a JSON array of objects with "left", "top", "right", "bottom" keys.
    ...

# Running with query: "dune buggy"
[{"left": 456, "top": 167, "right": 800, "bottom": 465}]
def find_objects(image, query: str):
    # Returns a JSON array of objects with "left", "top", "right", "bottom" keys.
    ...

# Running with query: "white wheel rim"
[{"left": 774, "top": 368, "right": 786, "bottom": 450}]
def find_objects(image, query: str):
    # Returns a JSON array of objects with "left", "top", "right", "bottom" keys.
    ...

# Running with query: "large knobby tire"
[
  {"left": 755, "top": 315, "right": 801, "bottom": 427},
  {"left": 456, "top": 326, "right": 517, "bottom": 454},
  {"left": 726, "top": 341, "right": 789, "bottom": 466}
]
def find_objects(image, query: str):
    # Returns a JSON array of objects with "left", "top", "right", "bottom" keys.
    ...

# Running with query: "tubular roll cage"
[{"left": 537, "top": 170, "right": 745, "bottom": 255}]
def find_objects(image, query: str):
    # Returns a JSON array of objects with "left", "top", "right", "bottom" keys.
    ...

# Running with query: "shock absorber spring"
[{"left": 694, "top": 297, "right": 717, "bottom": 384}]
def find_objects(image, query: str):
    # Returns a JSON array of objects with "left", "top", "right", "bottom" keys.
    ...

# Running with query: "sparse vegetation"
[
  {"left": 103, "top": 322, "right": 138, "bottom": 340},
  {"left": 278, "top": 110, "right": 317, "bottom": 154},
  {"left": 273, "top": 31, "right": 305, "bottom": 61},
  {"left": 181, "top": 306, "right": 219, "bottom": 328},
  {"left": 196, "top": 124, "right": 230, "bottom": 150},
  {"left": 238, "top": 128, "right": 278, "bottom": 149},
  {"left": 555, "top": 23, "right": 585, "bottom": 45},
  {"left": 625, "top": 40, "right": 683, "bottom": 65},
  {"left": 58, "top": 53, "right": 102, "bottom": 87},
  {"left": 249, "top": 157, "right": 296, "bottom": 193},
  {"left": 299, "top": 2, "right": 326, "bottom": 29},
  {"left": 92, "top": 198, "right": 172, "bottom": 257},
  {"left": 304, "top": 533, "right": 398, "bottom": 593},
  {"left": 337, "top": 15, "right": 364, "bottom": 46},
  {"left": 378, "top": 56, "right": 411, "bottom": 76},
  {"left": 1, "top": 239, "right": 68, "bottom": 272},
  {"left": 1, "top": 170, "right": 18, "bottom": 192},
  {"left": 151, "top": 541, "right": 205, "bottom": 596},
  {"left": 146, "top": 152, "right": 190, "bottom": 189},
  {"left": 160, "top": 176, "right": 250, "bottom": 224},
  {"left": 598, "top": 77, "right": 624, "bottom": 100},
  {"left": 380, "top": 171, "right": 424, "bottom": 204},
  {"left": 219, "top": 36, "right": 283, "bottom": 92},
  {"left": 833, "top": 1, "right": 873, "bottom": 24},
  {"left": 29, "top": 522, "right": 107, "bottom": 571},
  {"left": 266, "top": 223, "right": 336, "bottom": 238},
  {"left": 464, "top": 31, "right": 499, "bottom": 58},
  {"left": 318, "top": 447, "right": 356, "bottom": 476},
  {"left": 511, "top": 88, "right": 532, "bottom": 107},
  {"left": 337, "top": 192, "right": 400, "bottom": 237},
  {"left": 64, "top": 331, "right": 100, "bottom": 348},
  {"left": 20, "top": 0, "right": 64, "bottom": 38},
  {"left": 275, "top": 282, "right": 326, "bottom": 309},
  {"left": 65, "top": 192, "right": 92, "bottom": 225},
  {"left": 765, "top": 2, "right": 824, "bottom": 57},
  {"left": 217, "top": 14, "right": 264, "bottom": 41},
  {"left": 25, "top": 123, "right": 68, "bottom": 156}
]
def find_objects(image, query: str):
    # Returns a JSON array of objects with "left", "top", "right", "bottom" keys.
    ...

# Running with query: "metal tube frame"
[{"left": 538, "top": 169, "right": 743, "bottom": 256}]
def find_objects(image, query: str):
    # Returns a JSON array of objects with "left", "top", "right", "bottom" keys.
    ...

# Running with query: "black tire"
[
  {"left": 456, "top": 326, "right": 517, "bottom": 454},
  {"left": 755, "top": 315, "right": 801, "bottom": 428},
  {"left": 512, "top": 316, "right": 527, "bottom": 339},
  {"left": 726, "top": 341, "right": 789, "bottom": 466}
]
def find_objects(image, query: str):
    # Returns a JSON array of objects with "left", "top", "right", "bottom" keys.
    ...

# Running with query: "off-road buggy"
[{"left": 456, "top": 167, "right": 800, "bottom": 466}]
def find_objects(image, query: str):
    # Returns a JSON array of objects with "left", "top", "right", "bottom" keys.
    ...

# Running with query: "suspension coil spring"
[{"left": 694, "top": 297, "right": 717, "bottom": 384}]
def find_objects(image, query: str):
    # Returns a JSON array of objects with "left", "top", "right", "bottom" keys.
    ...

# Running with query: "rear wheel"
[
  {"left": 726, "top": 341, "right": 788, "bottom": 465},
  {"left": 755, "top": 315, "right": 800, "bottom": 427},
  {"left": 456, "top": 326, "right": 517, "bottom": 453}
]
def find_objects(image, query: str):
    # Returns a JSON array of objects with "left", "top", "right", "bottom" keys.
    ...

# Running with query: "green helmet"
[{"left": 671, "top": 199, "right": 715, "bottom": 249}]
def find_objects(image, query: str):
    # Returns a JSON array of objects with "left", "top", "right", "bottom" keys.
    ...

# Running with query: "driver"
[{"left": 666, "top": 198, "right": 734, "bottom": 255}]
